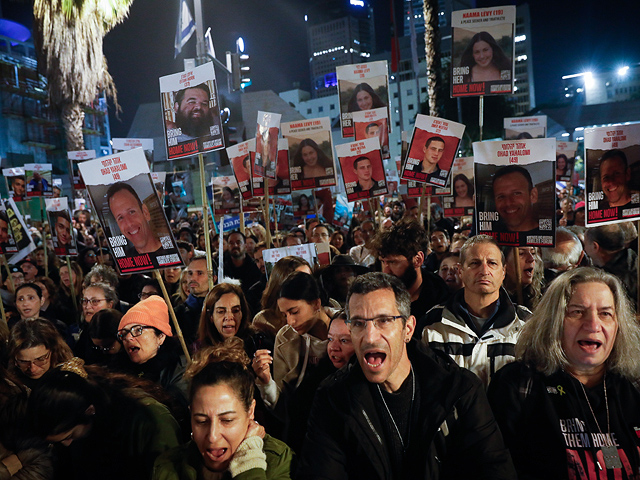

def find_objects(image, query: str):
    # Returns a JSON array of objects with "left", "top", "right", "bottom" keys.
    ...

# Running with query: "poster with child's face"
[
  {"left": 401, "top": 115, "right": 465, "bottom": 188},
  {"left": 443, "top": 157, "right": 475, "bottom": 217},
  {"left": 25, "top": 164, "right": 53, "bottom": 197},
  {"left": 335, "top": 137, "right": 388, "bottom": 202},
  {"left": 228, "top": 140, "right": 254, "bottom": 200},
  {"left": 584, "top": 124, "right": 640, "bottom": 226},
  {"left": 254, "top": 111, "right": 281, "bottom": 179},
  {"left": 45, "top": 197, "right": 78, "bottom": 256},
  {"left": 473, "top": 138, "right": 555, "bottom": 247},
  {"left": 352, "top": 107, "right": 390, "bottom": 160},
  {"left": 3, "top": 168, "right": 26, "bottom": 201},
  {"left": 78, "top": 149, "right": 183, "bottom": 274}
]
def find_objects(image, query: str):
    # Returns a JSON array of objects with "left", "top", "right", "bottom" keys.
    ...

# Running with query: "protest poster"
[
  {"left": 451, "top": 6, "right": 515, "bottom": 97},
  {"left": 112, "top": 138, "right": 154, "bottom": 165},
  {"left": 5, "top": 198, "right": 36, "bottom": 263},
  {"left": 281, "top": 117, "right": 337, "bottom": 190},
  {"left": 352, "top": 107, "right": 390, "bottom": 160},
  {"left": 254, "top": 111, "right": 281, "bottom": 179},
  {"left": 52, "top": 178, "right": 62, "bottom": 197},
  {"left": 443, "top": 156, "right": 475, "bottom": 217},
  {"left": 267, "top": 138, "right": 292, "bottom": 196},
  {"left": 78, "top": 148, "right": 183, "bottom": 274},
  {"left": 151, "top": 172, "right": 166, "bottom": 204},
  {"left": 504, "top": 116, "right": 547, "bottom": 140},
  {"left": 337, "top": 61, "right": 390, "bottom": 138},
  {"left": 584, "top": 124, "right": 640, "bottom": 226},
  {"left": 556, "top": 141, "right": 578, "bottom": 183},
  {"left": 45, "top": 197, "right": 78, "bottom": 256},
  {"left": 291, "top": 190, "right": 316, "bottom": 219},
  {"left": 263, "top": 243, "right": 317, "bottom": 278},
  {"left": 401, "top": 115, "right": 465, "bottom": 188},
  {"left": 3, "top": 168, "right": 26, "bottom": 201},
  {"left": 159, "top": 62, "right": 224, "bottom": 160},
  {"left": 228, "top": 140, "right": 253, "bottom": 200},
  {"left": 212, "top": 176, "right": 241, "bottom": 215},
  {"left": 473, "top": 138, "right": 556, "bottom": 247},
  {"left": 336, "top": 137, "right": 388, "bottom": 202},
  {"left": 334, "top": 193, "right": 353, "bottom": 227},
  {"left": 0, "top": 201, "right": 18, "bottom": 254},
  {"left": 24, "top": 164, "right": 53, "bottom": 197},
  {"left": 248, "top": 139, "right": 266, "bottom": 198},
  {"left": 67, "top": 150, "right": 96, "bottom": 190}
]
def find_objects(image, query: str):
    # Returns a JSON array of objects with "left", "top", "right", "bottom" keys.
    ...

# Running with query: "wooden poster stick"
[
  {"left": 198, "top": 154, "right": 214, "bottom": 290},
  {"left": 154, "top": 270, "right": 191, "bottom": 362}
]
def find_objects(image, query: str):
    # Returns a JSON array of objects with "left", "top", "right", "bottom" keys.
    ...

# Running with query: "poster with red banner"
[
  {"left": 45, "top": 197, "right": 78, "bottom": 256},
  {"left": 443, "top": 157, "right": 475, "bottom": 217},
  {"left": 268, "top": 138, "right": 292, "bottom": 195},
  {"left": 228, "top": 140, "right": 253, "bottom": 200},
  {"left": 335, "top": 137, "right": 388, "bottom": 202},
  {"left": 556, "top": 141, "right": 577, "bottom": 183},
  {"left": 67, "top": 150, "right": 96, "bottom": 190},
  {"left": 352, "top": 107, "right": 390, "bottom": 160},
  {"left": 254, "top": 111, "right": 281, "bottom": 179}
]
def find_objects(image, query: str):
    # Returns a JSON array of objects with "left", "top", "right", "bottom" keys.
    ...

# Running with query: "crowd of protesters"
[{"left": 1, "top": 184, "right": 640, "bottom": 480}]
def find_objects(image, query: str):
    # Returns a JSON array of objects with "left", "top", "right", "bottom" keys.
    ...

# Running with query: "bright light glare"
[
  {"left": 583, "top": 72, "right": 594, "bottom": 89},
  {"left": 618, "top": 66, "right": 629, "bottom": 76},
  {"left": 236, "top": 37, "right": 245, "bottom": 53},
  {"left": 562, "top": 133, "right": 570, "bottom": 137}
]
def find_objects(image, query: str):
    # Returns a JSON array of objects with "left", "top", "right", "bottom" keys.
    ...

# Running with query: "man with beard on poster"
[
  {"left": 371, "top": 219, "right": 449, "bottom": 332},
  {"left": 166, "top": 83, "right": 216, "bottom": 142}
]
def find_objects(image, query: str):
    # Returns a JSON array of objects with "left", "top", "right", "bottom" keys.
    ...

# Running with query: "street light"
[{"left": 618, "top": 65, "right": 629, "bottom": 76}]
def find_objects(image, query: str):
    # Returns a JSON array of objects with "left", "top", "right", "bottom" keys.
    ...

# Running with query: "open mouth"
[
  {"left": 364, "top": 351, "right": 386, "bottom": 368},
  {"left": 128, "top": 346, "right": 140, "bottom": 355},
  {"left": 578, "top": 340, "right": 602, "bottom": 352},
  {"left": 205, "top": 448, "right": 227, "bottom": 461},
  {"left": 523, "top": 267, "right": 534, "bottom": 278},
  {"left": 222, "top": 323, "right": 236, "bottom": 334}
]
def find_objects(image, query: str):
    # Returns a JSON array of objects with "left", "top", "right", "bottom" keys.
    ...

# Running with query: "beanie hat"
[{"left": 118, "top": 296, "right": 173, "bottom": 337}]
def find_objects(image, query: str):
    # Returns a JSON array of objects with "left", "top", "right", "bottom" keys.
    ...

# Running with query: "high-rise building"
[
  {"left": 306, "top": 0, "right": 376, "bottom": 98},
  {"left": 562, "top": 63, "right": 640, "bottom": 105},
  {"left": 512, "top": 3, "right": 535, "bottom": 114}
]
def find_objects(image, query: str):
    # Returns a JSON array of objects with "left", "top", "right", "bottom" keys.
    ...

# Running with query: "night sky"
[{"left": 2, "top": 0, "right": 640, "bottom": 137}]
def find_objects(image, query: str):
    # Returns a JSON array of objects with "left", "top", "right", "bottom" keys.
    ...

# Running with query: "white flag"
[{"left": 174, "top": 0, "right": 196, "bottom": 58}]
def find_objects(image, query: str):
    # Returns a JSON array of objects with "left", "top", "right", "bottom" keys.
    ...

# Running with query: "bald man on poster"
[{"left": 492, "top": 165, "right": 539, "bottom": 233}]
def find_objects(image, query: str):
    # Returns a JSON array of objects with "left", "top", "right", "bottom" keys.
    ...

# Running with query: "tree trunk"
[
  {"left": 423, "top": 0, "right": 441, "bottom": 117},
  {"left": 61, "top": 103, "right": 85, "bottom": 151}
]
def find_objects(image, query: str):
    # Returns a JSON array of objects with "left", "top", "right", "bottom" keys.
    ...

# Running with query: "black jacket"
[{"left": 298, "top": 340, "right": 516, "bottom": 480}]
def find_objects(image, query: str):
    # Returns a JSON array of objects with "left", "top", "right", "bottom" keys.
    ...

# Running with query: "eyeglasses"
[
  {"left": 345, "top": 315, "right": 405, "bottom": 333},
  {"left": 138, "top": 292, "right": 158, "bottom": 300},
  {"left": 116, "top": 325, "right": 155, "bottom": 341},
  {"left": 81, "top": 297, "right": 107, "bottom": 306},
  {"left": 15, "top": 350, "right": 51, "bottom": 368},
  {"left": 91, "top": 343, "right": 117, "bottom": 353}
]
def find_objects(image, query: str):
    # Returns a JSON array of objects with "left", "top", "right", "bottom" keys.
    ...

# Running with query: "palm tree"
[
  {"left": 423, "top": 0, "right": 441, "bottom": 117},
  {"left": 33, "top": 0, "right": 133, "bottom": 151}
]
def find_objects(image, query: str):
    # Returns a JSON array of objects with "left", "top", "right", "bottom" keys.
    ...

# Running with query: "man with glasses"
[
  {"left": 420, "top": 235, "right": 529, "bottom": 388},
  {"left": 138, "top": 278, "right": 161, "bottom": 302},
  {"left": 299, "top": 272, "right": 515, "bottom": 479}
]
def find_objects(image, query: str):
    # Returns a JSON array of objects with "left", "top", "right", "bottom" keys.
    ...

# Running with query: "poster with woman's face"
[
  {"left": 336, "top": 61, "right": 390, "bottom": 138},
  {"left": 451, "top": 6, "right": 515, "bottom": 97},
  {"left": 212, "top": 176, "right": 241, "bottom": 215},
  {"left": 228, "top": 140, "right": 254, "bottom": 200},
  {"left": 45, "top": 197, "right": 78, "bottom": 256},
  {"left": 352, "top": 107, "right": 390, "bottom": 160},
  {"left": 504, "top": 116, "right": 547, "bottom": 140},
  {"left": 291, "top": 190, "right": 316, "bottom": 219},
  {"left": 3, "top": 168, "right": 26, "bottom": 201},
  {"left": 556, "top": 141, "right": 577, "bottom": 184},
  {"left": 335, "top": 137, "right": 388, "bottom": 202},
  {"left": 254, "top": 111, "right": 281, "bottom": 179},
  {"left": 584, "top": 124, "right": 640, "bottom": 226},
  {"left": 281, "top": 117, "right": 336, "bottom": 191},
  {"left": 401, "top": 115, "right": 465, "bottom": 188},
  {"left": 443, "top": 157, "right": 475, "bottom": 218}
]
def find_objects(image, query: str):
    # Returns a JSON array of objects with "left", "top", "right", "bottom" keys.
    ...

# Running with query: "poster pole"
[
  {"left": 40, "top": 197, "right": 49, "bottom": 278},
  {"left": 513, "top": 247, "right": 523, "bottom": 305},
  {"left": 66, "top": 255, "right": 78, "bottom": 316},
  {"left": 479, "top": 95, "right": 485, "bottom": 141},
  {"left": 96, "top": 228, "right": 106, "bottom": 265},
  {"left": 239, "top": 200, "right": 246, "bottom": 235},
  {"left": 263, "top": 188, "right": 272, "bottom": 248},
  {"left": 198, "top": 153, "right": 214, "bottom": 290},
  {"left": 272, "top": 194, "right": 279, "bottom": 244},
  {"left": 368, "top": 198, "right": 377, "bottom": 228},
  {"left": 419, "top": 185, "right": 427, "bottom": 227},
  {"left": 0, "top": 281, "right": 6, "bottom": 327},
  {"left": 154, "top": 270, "right": 191, "bottom": 362},
  {"left": 426, "top": 195, "right": 432, "bottom": 239},
  {"left": 2, "top": 256, "right": 14, "bottom": 294}
]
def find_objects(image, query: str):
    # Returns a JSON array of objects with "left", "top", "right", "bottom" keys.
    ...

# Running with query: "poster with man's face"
[
  {"left": 336, "top": 137, "right": 388, "bottom": 202},
  {"left": 160, "top": 62, "right": 224, "bottom": 160},
  {"left": 401, "top": 115, "right": 465, "bottom": 188},
  {"left": 443, "top": 156, "right": 475, "bottom": 217},
  {"left": 25, "top": 164, "right": 53, "bottom": 197},
  {"left": 254, "top": 111, "right": 281, "bottom": 179},
  {"left": 451, "top": 6, "right": 515, "bottom": 97},
  {"left": 336, "top": 61, "right": 390, "bottom": 138},
  {"left": 585, "top": 124, "right": 640, "bottom": 226},
  {"left": 228, "top": 140, "right": 254, "bottom": 200},
  {"left": 212, "top": 176, "right": 241, "bottom": 215},
  {"left": 3, "top": 168, "right": 26, "bottom": 201},
  {"left": 352, "top": 107, "right": 390, "bottom": 160},
  {"left": 267, "top": 138, "right": 292, "bottom": 196},
  {"left": 473, "top": 138, "right": 556, "bottom": 247},
  {"left": 0, "top": 200, "right": 18, "bottom": 254},
  {"left": 112, "top": 138, "right": 154, "bottom": 166},
  {"left": 67, "top": 150, "right": 96, "bottom": 190},
  {"left": 504, "top": 116, "right": 547, "bottom": 140},
  {"left": 78, "top": 149, "right": 183, "bottom": 274},
  {"left": 5, "top": 198, "right": 36, "bottom": 264},
  {"left": 45, "top": 197, "right": 78, "bottom": 256},
  {"left": 249, "top": 138, "right": 266, "bottom": 198},
  {"left": 556, "top": 141, "right": 577, "bottom": 184},
  {"left": 281, "top": 117, "right": 337, "bottom": 191}
]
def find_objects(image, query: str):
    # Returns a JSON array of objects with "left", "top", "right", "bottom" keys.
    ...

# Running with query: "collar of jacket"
[{"left": 447, "top": 287, "right": 518, "bottom": 334}]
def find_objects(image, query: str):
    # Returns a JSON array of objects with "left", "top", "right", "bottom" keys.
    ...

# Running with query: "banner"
[
  {"left": 335, "top": 137, "right": 388, "bottom": 202},
  {"left": 254, "top": 111, "right": 281, "bottom": 179},
  {"left": 337, "top": 60, "right": 390, "bottom": 138},
  {"left": 504, "top": 116, "right": 547, "bottom": 140},
  {"left": 443, "top": 156, "right": 475, "bottom": 217},
  {"left": 78, "top": 149, "right": 183, "bottom": 274},
  {"left": 24, "top": 164, "right": 53, "bottom": 197},
  {"left": 112, "top": 138, "right": 154, "bottom": 165},
  {"left": 473, "top": 138, "right": 556, "bottom": 246},
  {"left": 211, "top": 175, "right": 241, "bottom": 215},
  {"left": 45, "top": 197, "right": 78, "bottom": 256},
  {"left": 352, "top": 107, "right": 390, "bottom": 160},
  {"left": 160, "top": 62, "right": 225, "bottom": 159},
  {"left": 291, "top": 191, "right": 316, "bottom": 220},
  {"left": 3, "top": 168, "right": 26, "bottom": 201},
  {"left": 281, "top": 117, "right": 337, "bottom": 190},
  {"left": 228, "top": 140, "right": 254, "bottom": 200},
  {"left": 451, "top": 6, "right": 515, "bottom": 97},
  {"left": 401, "top": 115, "right": 465, "bottom": 188},
  {"left": 584, "top": 124, "right": 640, "bottom": 226}
]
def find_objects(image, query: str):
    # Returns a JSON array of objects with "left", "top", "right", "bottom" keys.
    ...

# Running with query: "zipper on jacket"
[{"left": 361, "top": 408, "right": 383, "bottom": 445}]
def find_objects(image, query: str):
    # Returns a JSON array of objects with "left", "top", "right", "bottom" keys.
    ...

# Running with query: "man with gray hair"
[
  {"left": 541, "top": 227, "right": 584, "bottom": 285},
  {"left": 298, "top": 271, "right": 516, "bottom": 479}
]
